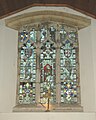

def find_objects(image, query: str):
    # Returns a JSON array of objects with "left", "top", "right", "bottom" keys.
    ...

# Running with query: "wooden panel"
[{"left": 0, "top": 0, "right": 96, "bottom": 19}]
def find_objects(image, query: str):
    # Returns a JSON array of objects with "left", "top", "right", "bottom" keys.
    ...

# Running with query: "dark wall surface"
[{"left": 0, "top": 0, "right": 96, "bottom": 19}]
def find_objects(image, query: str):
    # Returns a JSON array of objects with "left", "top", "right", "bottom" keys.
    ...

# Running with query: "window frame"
[{"left": 17, "top": 22, "right": 81, "bottom": 106}]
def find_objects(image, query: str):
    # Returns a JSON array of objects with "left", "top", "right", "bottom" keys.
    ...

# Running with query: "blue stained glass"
[{"left": 19, "top": 30, "right": 28, "bottom": 42}]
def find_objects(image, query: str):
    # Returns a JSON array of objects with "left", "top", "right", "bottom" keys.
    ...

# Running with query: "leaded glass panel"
[
  {"left": 18, "top": 30, "right": 36, "bottom": 104},
  {"left": 40, "top": 27, "right": 47, "bottom": 42},
  {"left": 60, "top": 26, "right": 67, "bottom": 42},
  {"left": 60, "top": 26, "right": 79, "bottom": 104},
  {"left": 19, "top": 30, "right": 28, "bottom": 42},
  {"left": 40, "top": 40, "right": 56, "bottom": 103},
  {"left": 30, "top": 28, "right": 37, "bottom": 42},
  {"left": 19, "top": 82, "right": 35, "bottom": 104},
  {"left": 49, "top": 26, "right": 56, "bottom": 41},
  {"left": 19, "top": 40, "right": 36, "bottom": 82}
]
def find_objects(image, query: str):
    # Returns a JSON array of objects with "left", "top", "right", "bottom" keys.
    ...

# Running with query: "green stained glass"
[
  {"left": 60, "top": 26, "right": 79, "bottom": 104},
  {"left": 40, "top": 40, "right": 56, "bottom": 103}
]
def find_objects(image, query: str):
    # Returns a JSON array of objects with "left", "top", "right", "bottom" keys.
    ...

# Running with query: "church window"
[
  {"left": 5, "top": 11, "right": 90, "bottom": 111},
  {"left": 18, "top": 23, "right": 80, "bottom": 107}
]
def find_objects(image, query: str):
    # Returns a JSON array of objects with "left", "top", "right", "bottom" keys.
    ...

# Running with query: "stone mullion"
[
  {"left": 56, "top": 30, "right": 61, "bottom": 105},
  {"left": 17, "top": 32, "right": 20, "bottom": 105},
  {"left": 76, "top": 28, "right": 81, "bottom": 105},
  {"left": 35, "top": 30, "right": 41, "bottom": 104},
  {"left": 56, "top": 48, "right": 61, "bottom": 105}
]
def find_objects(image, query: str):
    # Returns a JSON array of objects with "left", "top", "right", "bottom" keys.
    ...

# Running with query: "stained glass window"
[
  {"left": 40, "top": 40, "right": 56, "bottom": 103},
  {"left": 18, "top": 29, "right": 36, "bottom": 104},
  {"left": 60, "top": 26, "right": 79, "bottom": 104},
  {"left": 17, "top": 23, "right": 81, "bottom": 107}
]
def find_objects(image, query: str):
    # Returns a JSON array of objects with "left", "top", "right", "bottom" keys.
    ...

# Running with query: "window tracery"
[{"left": 18, "top": 23, "right": 80, "bottom": 107}]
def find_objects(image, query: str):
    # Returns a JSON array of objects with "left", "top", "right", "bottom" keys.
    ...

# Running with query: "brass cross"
[{"left": 43, "top": 89, "right": 51, "bottom": 112}]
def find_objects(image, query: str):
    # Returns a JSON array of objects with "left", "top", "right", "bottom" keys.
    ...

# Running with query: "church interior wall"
[{"left": 0, "top": 6, "right": 96, "bottom": 120}]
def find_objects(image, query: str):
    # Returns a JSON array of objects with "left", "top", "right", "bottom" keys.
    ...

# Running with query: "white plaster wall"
[
  {"left": 0, "top": 113, "right": 95, "bottom": 120},
  {"left": 0, "top": 22, "right": 18, "bottom": 112},
  {"left": 0, "top": 7, "right": 96, "bottom": 120},
  {"left": 78, "top": 26, "right": 95, "bottom": 112},
  {"left": 91, "top": 19, "right": 96, "bottom": 111}
]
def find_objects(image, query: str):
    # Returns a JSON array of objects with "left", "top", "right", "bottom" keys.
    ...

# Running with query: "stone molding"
[
  {"left": 13, "top": 104, "right": 83, "bottom": 112},
  {"left": 5, "top": 10, "right": 91, "bottom": 30}
]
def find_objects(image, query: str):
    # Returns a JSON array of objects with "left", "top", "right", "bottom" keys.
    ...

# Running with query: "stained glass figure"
[
  {"left": 49, "top": 26, "right": 56, "bottom": 41},
  {"left": 60, "top": 26, "right": 67, "bottom": 43},
  {"left": 60, "top": 27, "right": 79, "bottom": 104},
  {"left": 40, "top": 27, "right": 47, "bottom": 42},
  {"left": 19, "top": 40, "right": 36, "bottom": 82},
  {"left": 30, "top": 29, "right": 37, "bottom": 42},
  {"left": 18, "top": 30, "right": 36, "bottom": 104},
  {"left": 40, "top": 40, "right": 56, "bottom": 103}
]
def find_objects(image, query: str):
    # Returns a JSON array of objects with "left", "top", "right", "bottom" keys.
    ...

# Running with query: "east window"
[{"left": 5, "top": 11, "right": 90, "bottom": 112}]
